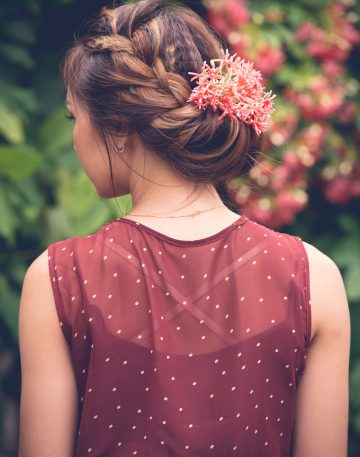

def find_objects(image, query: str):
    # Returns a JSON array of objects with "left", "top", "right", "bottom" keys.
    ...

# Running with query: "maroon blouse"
[{"left": 47, "top": 214, "right": 311, "bottom": 457}]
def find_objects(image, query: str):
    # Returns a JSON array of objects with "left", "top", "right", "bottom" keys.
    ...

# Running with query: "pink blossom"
[
  {"left": 253, "top": 44, "right": 285, "bottom": 75},
  {"left": 337, "top": 101, "right": 357, "bottom": 123},
  {"left": 324, "top": 177, "right": 353, "bottom": 205},
  {"left": 187, "top": 48, "right": 276, "bottom": 135},
  {"left": 322, "top": 60, "right": 345, "bottom": 78},
  {"left": 223, "top": 0, "right": 251, "bottom": 28}
]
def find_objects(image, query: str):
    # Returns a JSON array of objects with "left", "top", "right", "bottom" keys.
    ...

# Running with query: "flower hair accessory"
[{"left": 186, "top": 48, "right": 276, "bottom": 136}]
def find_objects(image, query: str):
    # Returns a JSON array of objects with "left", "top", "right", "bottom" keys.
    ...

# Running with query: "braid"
[
  {"left": 63, "top": 0, "right": 263, "bottom": 186},
  {"left": 87, "top": 35, "right": 135, "bottom": 55}
]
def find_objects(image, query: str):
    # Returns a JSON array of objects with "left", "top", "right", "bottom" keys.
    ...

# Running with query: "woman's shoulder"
[{"left": 300, "top": 240, "right": 350, "bottom": 343}]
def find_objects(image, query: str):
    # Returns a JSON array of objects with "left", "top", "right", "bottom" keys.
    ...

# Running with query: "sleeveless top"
[{"left": 47, "top": 214, "right": 311, "bottom": 457}]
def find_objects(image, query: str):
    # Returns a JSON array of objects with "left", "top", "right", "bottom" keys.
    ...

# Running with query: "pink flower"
[
  {"left": 224, "top": 0, "right": 251, "bottom": 27},
  {"left": 324, "top": 177, "right": 353, "bottom": 205},
  {"left": 187, "top": 48, "right": 276, "bottom": 135},
  {"left": 253, "top": 44, "right": 285, "bottom": 75}
]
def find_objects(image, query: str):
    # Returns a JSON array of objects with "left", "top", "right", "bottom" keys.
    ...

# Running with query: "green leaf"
[
  {"left": 72, "top": 203, "right": 110, "bottom": 236},
  {"left": 0, "top": 275, "right": 20, "bottom": 342},
  {"left": 37, "top": 106, "right": 73, "bottom": 155},
  {"left": 0, "top": 145, "right": 42, "bottom": 179},
  {"left": 44, "top": 206, "right": 73, "bottom": 244},
  {"left": 331, "top": 237, "right": 360, "bottom": 269},
  {"left": 57, "top": 169, "right": 98, "bottom": 220},
  {"left": 0, "top": 83, "right": 37, "bottom": 113},
  {"left": 0, "top": 184, "right": 18, "bottom": 245},
  {"left": 0, "top": 43, "right": 34, "bottom": 69},
  {"left": 0, "top": 104, "right": 24, "bottom": 144},
  {"left": 3, "top": 21, "right": 36, "bottom": 45},
  {"left": 344, "top": 264, "right": 360, "bottom": 302}
]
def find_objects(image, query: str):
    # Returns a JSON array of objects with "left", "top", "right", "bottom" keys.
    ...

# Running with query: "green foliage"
[{"left": 0, "top": 0, "right": 358, "bottom": 455}]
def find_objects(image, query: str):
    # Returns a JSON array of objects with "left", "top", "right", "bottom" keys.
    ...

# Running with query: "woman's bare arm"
[
  {"left": 18, "top": 249, "right": 78, "bottom": 457},
  {"left": 292, "top": 241, "right": 351, "bottom": 457}
]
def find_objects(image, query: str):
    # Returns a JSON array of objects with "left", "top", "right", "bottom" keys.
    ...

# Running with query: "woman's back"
[{"left": 48, "top": 213, "right": 311, "bottom": 456}]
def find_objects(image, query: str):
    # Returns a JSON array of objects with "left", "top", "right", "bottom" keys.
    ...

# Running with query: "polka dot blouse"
[{"left": 47, "top": 214, "right": 311, "bottom": 456}]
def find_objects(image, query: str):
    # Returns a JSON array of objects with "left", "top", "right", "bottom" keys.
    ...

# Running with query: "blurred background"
[{"left": 0, "top": 0, "right": 359, "bottom": 455}]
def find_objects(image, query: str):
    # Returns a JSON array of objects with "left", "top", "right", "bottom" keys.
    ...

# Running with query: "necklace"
[{"left": 125, "top": 204, "right": 226, "bottom": 218}]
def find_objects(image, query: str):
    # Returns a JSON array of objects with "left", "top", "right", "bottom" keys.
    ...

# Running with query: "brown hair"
[{"left": 62, "top": 0, "right": 263, "bottom": 210}]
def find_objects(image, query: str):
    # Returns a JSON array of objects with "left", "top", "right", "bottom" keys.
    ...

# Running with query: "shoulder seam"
[{"left": 293, "top": 236, "right": 312, "bottom": 352}]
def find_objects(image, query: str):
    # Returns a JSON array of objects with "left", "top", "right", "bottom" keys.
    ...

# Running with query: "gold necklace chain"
[{"left": 125, "top": 204, "right": 226, "bottom": 218}]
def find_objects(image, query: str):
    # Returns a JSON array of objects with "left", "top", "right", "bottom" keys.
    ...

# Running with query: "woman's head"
[{"left": 62, "top": 0, "right": 263, "bottom": 205}]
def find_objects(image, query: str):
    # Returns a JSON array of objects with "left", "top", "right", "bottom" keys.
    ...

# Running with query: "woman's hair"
[{"left": 62, "top": 0, "right": 264, "bottom": 210}]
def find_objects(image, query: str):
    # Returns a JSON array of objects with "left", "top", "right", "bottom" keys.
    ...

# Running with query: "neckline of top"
[{"left": 114, "top": 214, "right": 249, "bottom": 246}]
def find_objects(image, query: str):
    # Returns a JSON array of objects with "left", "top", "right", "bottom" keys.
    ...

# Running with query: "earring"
[{"left": 115, "top": 144, "right": 125, "bottom": 154}]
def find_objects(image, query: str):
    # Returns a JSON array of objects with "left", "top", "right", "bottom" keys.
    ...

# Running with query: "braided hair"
[{"left": 62, "top": 0, "right": 263, "bottom": 209}]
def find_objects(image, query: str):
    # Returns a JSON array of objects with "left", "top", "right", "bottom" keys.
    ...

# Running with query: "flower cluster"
[
  {"left": 205, "top": 0, "right": 359, "bottom": 227},
  {"left": 186, "top": 48, "right": 276, "bottom": 136}
]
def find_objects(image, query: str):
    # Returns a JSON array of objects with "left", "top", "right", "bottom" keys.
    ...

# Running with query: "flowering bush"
[{"left": 205, "top": 0, "right": 359, "bottom": 227}]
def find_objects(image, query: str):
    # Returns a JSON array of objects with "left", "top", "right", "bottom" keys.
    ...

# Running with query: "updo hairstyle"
[{"left": 62, "top": 0, "right": 264, "bottom": 209}]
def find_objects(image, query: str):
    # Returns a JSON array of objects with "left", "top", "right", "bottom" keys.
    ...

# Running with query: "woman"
[{"left": 18, "top": 0, "right": 350, "bottom": 456}]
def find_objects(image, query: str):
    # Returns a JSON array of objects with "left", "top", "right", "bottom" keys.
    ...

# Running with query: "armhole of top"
[
  {"left": 47, "top": 243, "right": 72, "bottom": 345},
  {"left": 294, "top": 236, "right": 312, "bottom": 352}
]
